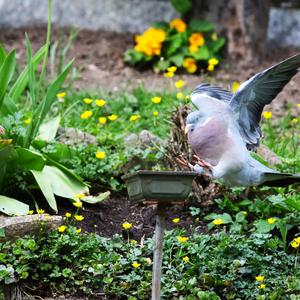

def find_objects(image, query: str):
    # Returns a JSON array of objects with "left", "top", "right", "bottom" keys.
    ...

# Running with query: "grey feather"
[
  {"left": 192, "top": 83, "right": 233, "bottom": 103},
  {"left": 229, "top": 53, "right": 300, "bottom": 149}
]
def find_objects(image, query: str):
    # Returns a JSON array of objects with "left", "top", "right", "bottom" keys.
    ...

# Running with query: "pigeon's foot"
[
  {"left": 193, "top": 155, "right": 213, "bottom": 170},
  {"left": 176, "top": 154, "right": 194, "bottom": 171}
]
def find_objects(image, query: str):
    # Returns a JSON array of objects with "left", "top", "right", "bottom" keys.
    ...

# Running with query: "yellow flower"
[
  {"left": 267, "top": 217, "right": 276, "bottom": 224},
  {"left": 189, "top": 44, "right": 199, "bottom": 53},
  {"left": 58, "top": 225, "right": 66, "bottom": 233},
  {"left": 36, "top": 209, "right": 45, "bottom": 214},
  {"left": 297, "top": 103, "right": 300, "bottom": 108},
  {"left": 153, "top": 111, "right": 159, "bottom": 117},
  {"left": 135, "top": 27, "right": 166, "bottom": 56},
  {"left": 167, "top": 66, "right": 177, "bottom": 73},
  {"left": 172, "top": 218, "right": 180, "bottom": 224},
  {"left": 182, "top": 256, "right": 189, "bottom": 263},
  {"left": 130, "top": 115, "right": 140, "bottom": 122},
  {"left": 80, "top": 110, "right": 93, "bottom": 119},
  {"left": 185, "top": 95, "right": 190, "bottom": 101},
  {"left": 132, "top": 261, "right": 141, "bottom": 268},
  {"left": 83, "top": 98, "right": 93, "bottom": 104},
  {"left": 95, "top": 151, "right": 106, "bottom": 159},
  {"left": 146, "top": 257, "right": 152, "bottom": 265},
  {"left": 170, "top": 18, "right": 187, "bottom": 33},
  {"left": 176, "top": 92, "right": 184, "bottom": 100},
  {"left": 211, "top": 32, "right": 218, "bottom": 41},
  {"left": 175, "top": 80, "right": 185, "bottom": 89},
  {"left": 24, "top": 118, "right": 31, "bottom": 125},
  {"left": 189, "top": 33, "right": 205, "bottom": 47},
  {"left": 98, "top": 117, "right": 107, "bottom": 125},
  {"left": 152, "top": 96, "right": 162, "bottom": 104},
  {"left": 177, "top": 236, "right": 189, "bottom": 243},
  {"left": 232, "top": 81, "right": 240, "bottom": 93},
  {"left": 108, "top": 114, "right": 118, "bottom": 121},
  {"left": 76, "top": 228, "right": 82, "bottom": 234},
  {"left": 28, "top": 210, "right": 34, "bottom": 215},
  {"left": 75, "top": 193, "right": 84, "bottom": 199},
  {"left": 212, "top": 218, "right": 224, "bottom": 225},
  {"left": 291, "top": 240, "right": 299, "bottom": 249},
  {"left": 65, "top": 212, "right": 72, "bottom": 218},
  {"left": 74, "top": 215, "right": 84, "bottom": 221},
  {"left": 73, "top": 201, "right": 83, "bottom": 208},
  {"left": 131, "top": 239, "right": 137, "bottom": 245},
  {"left": 294, "top": 237, "right": 300, "bottom": 244},
  {"left": 164, "top": 71, "right": 175, "bottom": 78},
  {"left": 255, "top": 275, "right": 264, "bottom": 282},
  {"left": 56, "top": 92, "right": 66, "bottom": 98},
  {"left": 122, "top": 222, "right": 133, "bottom": 230},
  {"left": 207, "top": 64, "right": 215, "bottom": 72},
  {"left": 45, "top": 214, "right": 50, "bottom": 220},
  {"left": 183, "top": 58, "right": 197, "bottom": 74},
  {"left": 291, "top": 118, "right": 298, "bottom": 124},
  {"left": 263, "top": 111, "right": 272, "bottom": 119},
  {"left": 259, "top": 284, "right": 266, "bottom": 289},
  {"left": 95, "top": 99, "right": 106, "bottom": 107},
  {"left": 208, "top": 58, "right": 219, "bottom": 66}
]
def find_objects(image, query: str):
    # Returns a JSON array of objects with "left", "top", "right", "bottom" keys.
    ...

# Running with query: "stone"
[
  {"left": 57, "top": 127, "right": 97, "bottom": 145},
  {"left": 256, "top": 144, "right": 282, "bottom": 166},
  {"left": 0, "top": 214, "right": 63, "bottom": 242}
]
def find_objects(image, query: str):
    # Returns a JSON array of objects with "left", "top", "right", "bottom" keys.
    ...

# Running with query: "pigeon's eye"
[{"left": 196, "top": 116, "right": 199, "bottom": 120}]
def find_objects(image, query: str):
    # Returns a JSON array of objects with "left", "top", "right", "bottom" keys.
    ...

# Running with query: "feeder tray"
[{"left": 122, "top": 170, "right": 198, "bottom": 205}]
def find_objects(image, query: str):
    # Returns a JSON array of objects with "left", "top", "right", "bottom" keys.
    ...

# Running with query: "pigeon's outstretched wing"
[
  {"left": 191, "top": 83, "right": 233, "bottom": 105},
  {"left": 229, "top": 53, "right": 300, "bottom": 150}
]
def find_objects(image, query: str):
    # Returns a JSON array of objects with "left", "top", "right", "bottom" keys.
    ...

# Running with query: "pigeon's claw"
[
  {"left": 193, "top": 155, "right": 212, "bottom": 170},
  {"left": 176, "top": 155, "right": 194, "bottom": 170}
]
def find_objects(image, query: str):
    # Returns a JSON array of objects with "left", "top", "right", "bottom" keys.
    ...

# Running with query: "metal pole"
[{"left": 151, "top": 204, "right": 166, "bottom": 300}]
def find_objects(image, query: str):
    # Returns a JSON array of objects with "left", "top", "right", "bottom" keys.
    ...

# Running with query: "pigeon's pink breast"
[{"left": 188, "top": 117, "right": 230, "bottom": 166}]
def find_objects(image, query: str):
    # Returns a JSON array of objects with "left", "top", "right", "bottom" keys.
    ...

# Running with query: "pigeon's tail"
[{"left": 261, "top": 172, "right": 300, "bottom": 187}]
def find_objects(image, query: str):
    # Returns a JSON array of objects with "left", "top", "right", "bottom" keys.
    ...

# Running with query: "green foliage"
[
  {"left": 170, "top": 0, "right": 192, "bottom": 14},
  {"left": 124, "top": 17, "right": 225, "bottom": 73},
  {"left": 0, "top": 228, "right": 298, "bottom": 299}
]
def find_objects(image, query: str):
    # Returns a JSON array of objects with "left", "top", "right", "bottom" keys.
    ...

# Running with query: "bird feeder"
[{"left": 122, "top": 170, "right": 198, "bottom": 300}]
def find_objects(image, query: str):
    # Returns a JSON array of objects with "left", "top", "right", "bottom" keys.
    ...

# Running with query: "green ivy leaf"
[
  {"left": 169, "top": 54, "right": 184, "bottom": 67},
  {"left": 170, "top": 0, "right": 192, "bottom": 14},
  {"left": 167, "top": 33, "right": 183, "bottom": 56},
  {"left": 191, "top": 45, "right": 210, "bottom": 60},
  {"left": 211, "top": 38, "right": 226, "bottom": 53}
]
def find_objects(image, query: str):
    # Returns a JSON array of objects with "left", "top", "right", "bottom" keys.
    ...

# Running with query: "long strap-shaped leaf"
[
  {"left": 0, "top": 50, "right": 16, "bottom": 110},
  {"left": 9, "top": 44, "right": 48, "bottom": 103},
  {"left": 0, "top": 44, "right": 7, "bottom": 67}
]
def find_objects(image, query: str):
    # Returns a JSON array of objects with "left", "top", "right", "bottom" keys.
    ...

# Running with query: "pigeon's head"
[{"left": 185, "top": 111, "right": 209, "bottom": 134}]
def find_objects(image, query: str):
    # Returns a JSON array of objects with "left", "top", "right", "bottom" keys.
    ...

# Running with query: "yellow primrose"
[
  {"left": 259, "top": 284, "right": 266, "bottom": 289},
  {"left": 98, "top": 117, "right": 107, "bottom": 125},
  {"left": 170, "top": 18, "right": 187, "bottom": 33},
  {"left": 73, "top": 201, "right": 83, "bottom": 208},
  {"left": 208, "top": 58, "right": 219, "bottom": 66},
  {"left": 172, "top": 218, "right": 180, "bottom": 224},
  {"left": 36, "top": 209, "right": 45, "bottom": 214},
  {"left": 95, "top": 99, "right": 106, "bottom": 107},
  {"left": 164, "top": 71, "right": 175, "bottom": 78},
  {"left": 95, "top": 151, "right": 106, "bottom": 159},
  {"left": 74, "top": 215, "right": 84, "bottom": 221},
  {"left": 130, "top": 115, "right": 141, "bottom": 122},
  {"left": 182, "top": 256, "right": 189, "bottom": 263},
  {"left": 267, "top": 217, "right": 276, "bottom": 224},
  {"left": 263, "top": 111, "right": 272, "bottom": 119},
  {"left": 232, "top": 81, "right": 240, "bottom": 93},
  {"left": 189, "top": 44, "right": 199, "bottom": 53},
  {"left": 132, "top": 261, "right": 141, "bottom": 268},
  {"left": 152, "top": 96, "right": 162, "bottom": 104},
  {"left": 58, "top": 225, "right": 66, "bottom": 233},
  {"left": 167, "top": 66, "right": 177, "bottom": 73},
  {"left": 56, "top": 92, "right": 66, "bottom": 98},
  {"left": 183, "top": 58, "right": 197, "bottom": 74},
  {"left": 207, "top": 64, "right": 215, "bottom": 72},
  {"left": 76, "top": 228, "right": 82, "bottom": 234},
  {"left": 28, "top": 210, "right": 34, "bottom": 215},
  {"left": 24, "top": 118, "right": 31, "bottom": 125},
  {"left": 83, "top": 98, "right": 93, "bottom": 104},
  {"left": 108, "top": 114, "right": 118, "bottom": 121},
  {"left": 65, "top": 212, "right": 72, "bottom": 218},
  {"left": 122, "top": 222, "right": 133, "bottom": 230},
  {"left": 255, "top": 275, "right": 264, "bottom": 282},
  {"left": 177, "top": 236, "right": 189, "bottom": 243},
  {"left": 153, "top": 111, "right": 159, "bottom": 117},
  {"left": 212, "top": 218, "right": 224, "bottom": 225},
  {"left": 175, "top": 80, "right": 185, "bottom": 89},
  {"left": 291, "top": 240, "right": 299, "bottom": 249},
  {"left": 176, "top": 92, "right": 184, "bottom": 100},
  {"left": 80, "top": 110, "right": 93, "bottom": 119}
]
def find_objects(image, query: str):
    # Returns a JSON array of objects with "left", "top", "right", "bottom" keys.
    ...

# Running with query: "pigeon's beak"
[{"left": 184, "top": 124, "right": 192, "bottom": 134}]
